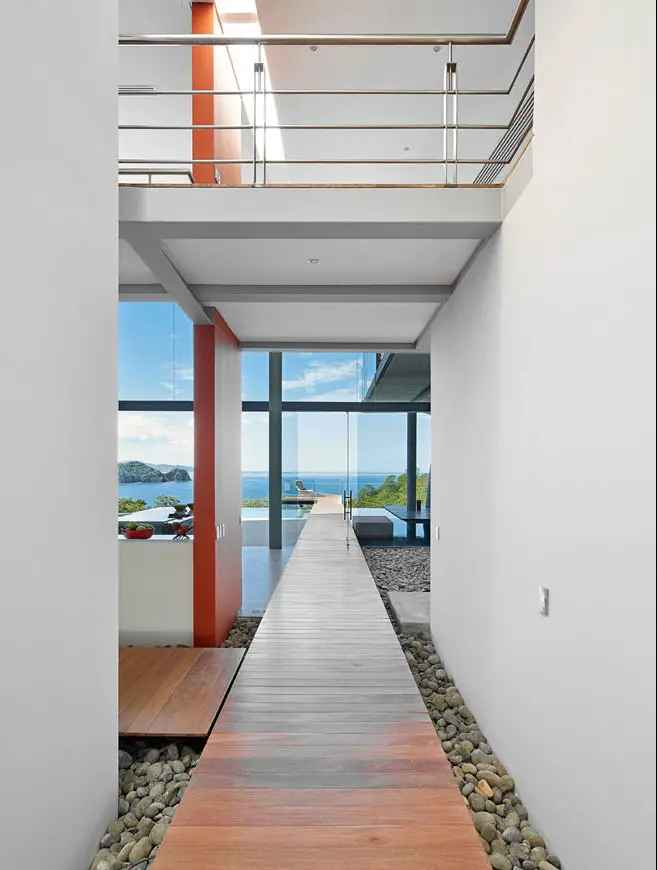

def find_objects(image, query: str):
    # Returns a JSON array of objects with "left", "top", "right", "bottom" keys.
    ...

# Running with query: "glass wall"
[
  {"left": 118, "top": 410, "right": 194, "bottom": 528},
  {"left": 242, "top": 351, "right": 269, "bottom": 401},
  {"left": 349, "top": 411, "right": 431, "bottom": 543},
  {"left": 283, "top": 411, "right": 349, "bottom": 501},
  {"left": 119, "top": 302, "right": 193, "bottom": 400},
  {"left": 241, "top": 411, "right": 271, "bottom": 546},
  {"left": 282, "top": 352, "right": 376, "bottom": 402},
  {"left": 118, "top": 301, "right": 195, "bottom": 530}
]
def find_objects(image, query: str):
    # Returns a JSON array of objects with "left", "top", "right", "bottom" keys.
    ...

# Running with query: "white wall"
[
  {"left": 0, "top": 2, "right": 118, "bottom": 868},
  {"left": 214, "top": 330, "right": 244, "bottom": 637},
  {"left": 119, "top": 540, "right": 193, "bottom": 645},
  {"left": 119, "top": 0, "right": 191, "bottom": 171},
  {"left": 430, "top": 2, "right": 656, "bottom": 869}
]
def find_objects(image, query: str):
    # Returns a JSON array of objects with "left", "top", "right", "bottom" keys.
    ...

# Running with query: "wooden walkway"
[
  {"left": 153, "top": 499, "right": 488, "bottom": 869},
  {"left": 119, "top": 647, "right": 244, "bottom": 738}
]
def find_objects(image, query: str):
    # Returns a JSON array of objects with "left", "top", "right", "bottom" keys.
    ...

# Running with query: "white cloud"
[
  {"left": 160, "top": 365, "right": 194, "bottom": 397},
  {"left": 118, "top": 412, "right": 194, "bottom": 466},
  {"left": 283, "top": 358, "right": 363, "bottom": 396}
]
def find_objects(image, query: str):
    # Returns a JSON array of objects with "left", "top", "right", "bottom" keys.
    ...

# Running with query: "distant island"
[{"left": 118, "top": 461, "right": 192, "bottom": 484}]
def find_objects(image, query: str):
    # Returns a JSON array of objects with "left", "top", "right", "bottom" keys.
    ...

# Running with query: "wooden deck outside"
[
  {"left": 152, "top": 498, "right": 489, "bottom": 869},
  {"left": 119, "top": 647, "right": 244, "bottom": 738}
]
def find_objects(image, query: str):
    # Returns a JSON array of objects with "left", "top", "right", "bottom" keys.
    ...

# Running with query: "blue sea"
[{"left": 118, "top": 472, "right": 398, "bottom": 506}]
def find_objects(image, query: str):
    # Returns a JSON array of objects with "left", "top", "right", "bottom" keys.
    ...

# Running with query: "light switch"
[{"left": 539, "top": 586, "right": 550, "bottom": 617}]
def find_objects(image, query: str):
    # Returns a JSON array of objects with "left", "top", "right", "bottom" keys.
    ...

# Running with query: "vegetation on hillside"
[
  {"left": 118, "top": 497, "right": 148, "bottom": 515},
  {"left": 118, "top": 461, "right": 192, "bottom": 484},
  {"left": 353, "top": 471, "right": 428, "bottom": 508},
  {"left": 154, "top": 495, "right": 183, "bottom": 508}
]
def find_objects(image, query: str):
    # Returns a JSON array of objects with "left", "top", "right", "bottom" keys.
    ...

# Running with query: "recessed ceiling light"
[{"left": 308, "top": 258, "right": 320, "bottom": 265}]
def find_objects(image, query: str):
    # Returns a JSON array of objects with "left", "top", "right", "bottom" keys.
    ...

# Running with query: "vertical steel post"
[
  {"left": 406, "top": 412, "right": 418, "bottom": 541},
  {"left": 452, "top": 49, "right": 459, "bottom": 185},
  {"left": 443, "top": 43, "right": 458, "bottom": 186},
  {"left": 262, "top": 50, "right": 268, "bottom": 186},
  {"left": 268, "top": 352, "right": 282, "bottom": 549},
  {"left": 442, "top": 46, "right": 450, "bottom": 186},
  {"left": 252, "top": 45, "right": 263, "bottom": 186}
]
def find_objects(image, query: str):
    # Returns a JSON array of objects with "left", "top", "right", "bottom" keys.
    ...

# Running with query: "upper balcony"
[
  {"left": 119, "top": 0, "right": 534, "bottom": 189},
  {"left": 118, "top": 0, "right": 535, "bottom": 350}
]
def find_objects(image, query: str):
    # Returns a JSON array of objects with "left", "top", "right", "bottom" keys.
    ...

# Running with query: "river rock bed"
[
  {"left": 221, "top": 616, "right": 261, "bottom": 649},
  {"left": 363, "top": 546, "right": 430, "bottom": 593},
  {"left": 90, "top": 740, "right": 204, "bottom": 870},
  {"left": 399, "top": 631, "right": 562, "bottom": 869}
]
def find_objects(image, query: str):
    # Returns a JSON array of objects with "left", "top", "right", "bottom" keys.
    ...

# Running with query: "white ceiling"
[{"left": 155, "top": 237, "right": 479, "bottom": 285}]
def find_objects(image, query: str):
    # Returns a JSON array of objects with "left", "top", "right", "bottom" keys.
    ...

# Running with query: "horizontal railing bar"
[
  {"left": 119, "top": 0, "right": 529, "bottom": 47},
  {"left": 119, "top": 34, "right": 535, "bottom": 99},
  {"left": 507, "top": 76, "right": 535, "bottom": 127},
  {"left": 120, "top": 33, "right": 506, "bottom": 46},
  {"left": 119, "top": 123, "right": 509, "bottom": 131},
  {"left": 507, "top": 35, "right": 535, "bottom": 93},
  {"left": 118, "top": 157, "right": 511, "bottom": 165},
  {"left": 121, "top": 87, "right": 513, "bottom": 96},
  {"left": 118, "top": 167, "right": 194, "bottom": 175}
]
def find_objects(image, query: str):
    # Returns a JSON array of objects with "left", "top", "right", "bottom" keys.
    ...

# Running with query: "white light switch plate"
[{"left": 539, "top": 586, "right": 550, "bottom": 617}]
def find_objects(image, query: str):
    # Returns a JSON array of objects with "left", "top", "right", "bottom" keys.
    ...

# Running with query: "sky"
[{"left": 119, "top": 303, "right": 431, "bottom": 473}]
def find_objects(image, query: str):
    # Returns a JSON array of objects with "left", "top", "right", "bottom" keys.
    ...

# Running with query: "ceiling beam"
[
  {"left": 239, "top": 341, "right": 418, "bottom": 352},
  {"left": 120, "top": 219, "right": 500, "bottom": 241},
  {"left": 119, "top": 227, "right": 212, "bottom": 324},
  {"left": 119, "top": 283, "right": 452, "bottom": 304}
]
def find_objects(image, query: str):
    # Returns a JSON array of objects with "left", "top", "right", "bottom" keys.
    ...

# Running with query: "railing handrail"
[{"left": 119, "top": 0, "right": 530, "bottom": 47}]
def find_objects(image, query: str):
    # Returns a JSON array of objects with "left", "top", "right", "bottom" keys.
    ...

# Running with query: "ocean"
[{"left": 118, "top": 472, "right": 398, "bottom": 506}]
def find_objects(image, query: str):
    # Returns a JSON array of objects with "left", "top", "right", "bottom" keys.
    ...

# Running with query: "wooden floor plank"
[
  {"left": 152, "top": 498, "right": 489, "bottom": 868},
  {"left": 119, "top": 647, "right": 244, "bottom": 738}
]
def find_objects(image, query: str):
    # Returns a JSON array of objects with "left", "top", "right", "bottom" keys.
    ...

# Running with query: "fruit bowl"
[{"left": 123, "top": 526, "right": 155, "bottom": 540}]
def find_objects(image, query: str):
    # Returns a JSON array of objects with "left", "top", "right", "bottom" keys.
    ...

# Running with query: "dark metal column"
[
  {"left": 406, "top": 412, "right": 417, "bottom": 541},
  {"left": 268, "top": 352, "right": 283, "bottom": 549}
]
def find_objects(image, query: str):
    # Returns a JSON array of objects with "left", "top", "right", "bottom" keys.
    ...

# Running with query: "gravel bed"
[
  {"left": 363, "top": 546, "right": 430, "bottom": 593},
  {"left": 221, "top": 616, "right": 261, "bottom": 649}
]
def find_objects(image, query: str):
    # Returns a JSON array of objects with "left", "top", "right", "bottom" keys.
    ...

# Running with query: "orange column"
[
  {"left": 192, "top": 3, "right": 242, "bottom": 185},
  {"left": 193, "top": 312, "right": 241, "bottom": 647},
  {"left": 191, "top": 4, "right": 217, "bottom": 184}
]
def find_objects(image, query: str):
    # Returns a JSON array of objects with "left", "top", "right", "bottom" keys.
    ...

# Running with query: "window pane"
[
  {"left": 119, "top": 302, "right": 194, "bottom": 400},
  {"left": 118, "top": 411, "right": 194, "bottom": 517},
  {"left": 242, "top": 411, "right": 269, "bottom": 507},
  {"left": 282, "top": 352, "right": 375, "bottom": 402},
  {"left": 242, "top": 351, "right": 269, "bottom": 401},
  {"left": 242, "top": 411, "right": 275, "bottom": 548}
]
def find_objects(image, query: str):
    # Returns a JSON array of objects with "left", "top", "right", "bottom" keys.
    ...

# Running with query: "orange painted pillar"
[
  {"left": 191, "top": 4, "right": 217, "bottom": 184},
  {"left": 193, "top": 312, "right": 241, "bottom": 647},
  {"left": 193, "top": 320, "right": 217, "bottom": 644},
  {"left": 192, "top": 3, "right": 242, "bottom": 185}
]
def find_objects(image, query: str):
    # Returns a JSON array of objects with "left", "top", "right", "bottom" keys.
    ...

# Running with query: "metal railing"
[{"left": 118, "top": 0, "right": 533, "bottom": 187}]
